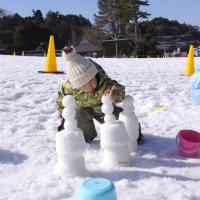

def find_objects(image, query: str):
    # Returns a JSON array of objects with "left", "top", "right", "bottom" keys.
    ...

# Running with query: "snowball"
[
  {"left": 101, "top": 95, "right": 112, "bottom": 104},
  {"left": 123, "top": 95, "right": 134, "bottom": 106},
  {"left": 62, "top": 95, "right": 76, "bottom": 108}
]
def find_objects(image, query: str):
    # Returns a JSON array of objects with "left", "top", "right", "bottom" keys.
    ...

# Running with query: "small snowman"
[
  {"left": 55, "top": 95, "right": 87, "bottom": 178},
  {"left": 100, "top": 96, "right": 131, "bottom": 167},
  {"left": 119, "top": 95, "right": 139, "bottom": 153}
]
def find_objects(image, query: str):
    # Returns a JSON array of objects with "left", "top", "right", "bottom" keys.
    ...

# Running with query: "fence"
[{"left": 22, "top": 50, "right": 62, "bottom": 57}]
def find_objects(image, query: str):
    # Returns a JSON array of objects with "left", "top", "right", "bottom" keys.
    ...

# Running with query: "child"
[
  {"left": 191, "top": 64, "right": 200, "bottom": 104},
  {"left": 56, "top": 47, "right": 144, "bottom": 144}
]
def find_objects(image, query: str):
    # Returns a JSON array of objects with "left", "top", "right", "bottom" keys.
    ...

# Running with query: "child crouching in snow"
[
  {"left": 56, "top": 47, "right": 144, "bottom": 144},
  {"left": 191, "top": 64, "right": 200, "bottom": 104}
]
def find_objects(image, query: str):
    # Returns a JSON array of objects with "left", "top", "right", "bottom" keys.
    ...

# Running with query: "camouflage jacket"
[{"left": 56, "top": 61, "right": 125, "bottom": 116}]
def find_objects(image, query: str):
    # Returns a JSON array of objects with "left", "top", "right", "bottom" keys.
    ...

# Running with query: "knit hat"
[{"left": 62, "top": 47, "right": 98, "bottom": 88}]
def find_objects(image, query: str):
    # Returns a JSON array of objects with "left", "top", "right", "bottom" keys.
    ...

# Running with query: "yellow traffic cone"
[
  {"left": 39, "top": 35, "right": 64, "bottom": 74},
  {"left": 184, "top": 45, "right": 194, "bottom": 76}
]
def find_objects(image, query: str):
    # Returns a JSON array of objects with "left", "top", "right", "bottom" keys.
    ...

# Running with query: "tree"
[
  {"left": 95, "top": 0, "right": 150, "bottom": 56},
  {"left": 13, "top": 21, "right": 49, "bottom": 51},
  {"left": 0, "top": 8, "right": 9, "bottom": 18},
  {"left": 45, "top": 12, "right": 91, "bottom": 48},
  {"left": 95, "top": 0, "right": 127, "bottom": 57},
  {"left": 95, "top": 0, "right": 115, "bottom": 34},
  {"left": 84, "top": 26, "right": 106, "bottom": 46},
  {"left": 123, "top": 0, "right": 150, "bottom": 56},
  {"left": 66, "top": 15, "right": 91, "bottom": 46},
  {"left": 32, "top": 9, "right": 44, "bottom": 24},
  {"left": 0, "top": 8, "right": 5, "bottom": 18}
]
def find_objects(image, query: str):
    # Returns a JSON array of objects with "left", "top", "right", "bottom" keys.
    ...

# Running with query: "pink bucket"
[{"left": 176, "top": 130, "right": 200, "bottom": 157}]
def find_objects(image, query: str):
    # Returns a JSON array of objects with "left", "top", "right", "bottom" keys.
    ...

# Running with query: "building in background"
[
  {"left": 102, "top": 34, "right": 134, "bottom": 58},
  {"left": 75, "top": 39, "right": 102, "bottom": 57}
]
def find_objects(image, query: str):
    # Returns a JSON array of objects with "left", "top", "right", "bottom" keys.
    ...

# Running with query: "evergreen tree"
[
  {"left": 0, "top": 8, "right": 5, "bottom": 18},
  {"left": 32, "top": 9, "right": 44, "bottom": 24},
  {"left": 95, "top": 0, "right": 150, "bottom": 56},
  {"left": 121, "top": 0, "right": 150, "bottom": 56},
  {"left": 13, "top": 21, "right": 49, "bottom": 51},
  {"left": 45, "top": 12, "right": 91, "bottom": 48}
]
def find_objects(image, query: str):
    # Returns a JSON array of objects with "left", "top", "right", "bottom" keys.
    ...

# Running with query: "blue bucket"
[{"left": 77, "top": 178, "right": 117, "bottom": 200}]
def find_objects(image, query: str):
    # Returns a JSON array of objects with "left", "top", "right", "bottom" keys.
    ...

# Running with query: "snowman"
[{"left": 55, "top": 95, "right": 87, "bottom": 178}]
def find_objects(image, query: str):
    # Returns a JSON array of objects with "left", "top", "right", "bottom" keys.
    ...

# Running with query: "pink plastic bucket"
[{"left": 176, "top": 130, "right": 200, "bottom": 157}]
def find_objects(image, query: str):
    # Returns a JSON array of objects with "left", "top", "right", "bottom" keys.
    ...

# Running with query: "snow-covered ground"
[{"left": 0, "top": 55, "right": 200, "bottom": 200}]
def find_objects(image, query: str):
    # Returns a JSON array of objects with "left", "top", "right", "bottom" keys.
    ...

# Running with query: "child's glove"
[{"left": 58, "top": 118, "right": 65, "bottom": 132}]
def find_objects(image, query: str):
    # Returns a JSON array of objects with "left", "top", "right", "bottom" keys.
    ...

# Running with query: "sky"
[
  {"left": 1, "top": 55, "right": 200, "bottom": 199},
  {"left": 0, "top": 0, "right": 199, "bottom": 26}
]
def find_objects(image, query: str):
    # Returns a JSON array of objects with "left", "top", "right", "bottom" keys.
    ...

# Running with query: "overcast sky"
[{"left": 0, "top": 0, "right": 199, "bottom": 26}]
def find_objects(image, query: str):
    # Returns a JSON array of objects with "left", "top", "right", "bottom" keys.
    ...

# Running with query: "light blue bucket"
[{"left": 77, "top": 178, "right": 117, "bottom": 200}]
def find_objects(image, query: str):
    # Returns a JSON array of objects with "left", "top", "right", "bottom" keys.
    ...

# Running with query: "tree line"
[
  {"left": 0, "top": 0, "right": 200, "bottom": 56},
  {"left": 0, "top": 9, "right": 92, "bottom": 54},
  {"left": 94, "top": 0, "right": 200, "bottom": 56}
]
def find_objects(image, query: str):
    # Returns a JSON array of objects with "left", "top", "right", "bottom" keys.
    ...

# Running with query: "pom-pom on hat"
[{"left": 62, "top": 46, "right": 98, "bottom": 88}]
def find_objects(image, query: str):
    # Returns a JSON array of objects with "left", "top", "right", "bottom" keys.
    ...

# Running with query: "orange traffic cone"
[
  {"left": 184, "top": 45, "right": 195, "bottom": 76},
  {"left": 39, "top": 35, "right": 64, "bottom": 74}
]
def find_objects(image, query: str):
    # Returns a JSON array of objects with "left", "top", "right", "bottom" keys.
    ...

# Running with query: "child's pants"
[{"left": 58, "top": 106, "right": 123, "bottom": 142}]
